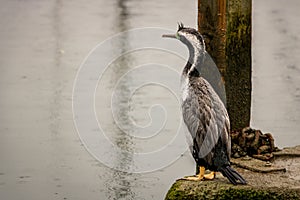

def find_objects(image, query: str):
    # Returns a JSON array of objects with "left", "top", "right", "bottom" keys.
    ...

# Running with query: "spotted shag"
[{"left": 163, "top": 23, "right": 246, "bottom": 185}]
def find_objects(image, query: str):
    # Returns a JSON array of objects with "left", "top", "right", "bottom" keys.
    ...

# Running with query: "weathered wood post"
[{"left": 198, "top": 0, "right": 252, "bottom": 130}]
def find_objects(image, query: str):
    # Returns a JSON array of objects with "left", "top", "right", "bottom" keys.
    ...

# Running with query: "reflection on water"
[
  {"left": 104, "top": 1, "right": 137, "bottom": 199},
  {"left": 95, "top": 0, "right": 194, "bottom": 199}
]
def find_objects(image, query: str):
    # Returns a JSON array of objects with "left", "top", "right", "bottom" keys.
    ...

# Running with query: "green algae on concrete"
[
  {"left": 165, "top": 179, "right": 300, "bottom": 200},
  {"left": 165, "top": 146, "right": 300, "bottom": 199}
]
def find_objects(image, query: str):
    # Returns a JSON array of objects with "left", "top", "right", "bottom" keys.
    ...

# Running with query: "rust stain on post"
[{"left": 198, "top": 0, "right": 227, "bottom": 76}]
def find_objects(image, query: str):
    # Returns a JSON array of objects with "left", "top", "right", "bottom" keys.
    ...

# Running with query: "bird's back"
[{"left": 181, "top": 75, "right": 231, "bottom": 171}]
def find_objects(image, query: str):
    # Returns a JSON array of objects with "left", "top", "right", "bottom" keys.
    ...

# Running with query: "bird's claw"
[{"left": 179, "top": 175, "right": 205, "bottom": 181}]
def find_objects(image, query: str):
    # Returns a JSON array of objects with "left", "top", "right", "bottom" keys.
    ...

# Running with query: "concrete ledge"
[
  {"left": 165, "top": 146, "right": 300, "bottom": 200},
  {"left": 165, "top": 179, "right": 300, "bottom": 200}
]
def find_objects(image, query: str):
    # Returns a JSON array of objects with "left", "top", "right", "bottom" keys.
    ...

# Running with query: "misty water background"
[{"left": 0, "top": 0, "right": 300, "bottom": 199}]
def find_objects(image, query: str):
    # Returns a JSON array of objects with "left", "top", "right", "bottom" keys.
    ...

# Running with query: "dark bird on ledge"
[{"left": 162, "top": 23, "right": 246, "bottom": 185}]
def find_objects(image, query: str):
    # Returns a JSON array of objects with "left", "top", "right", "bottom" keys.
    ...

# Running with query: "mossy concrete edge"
[{"left": 165, "top": 179, "right": 300, "bottom": 200}]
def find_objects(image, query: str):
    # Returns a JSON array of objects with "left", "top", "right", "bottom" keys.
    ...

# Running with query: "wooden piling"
[{"left": 198, "top": 0, "right": 252, "bottom": 130}]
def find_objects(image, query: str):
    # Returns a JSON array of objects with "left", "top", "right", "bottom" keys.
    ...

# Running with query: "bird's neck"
[{"left": 183, "top": 44, "right": 205, "bottom": 79}]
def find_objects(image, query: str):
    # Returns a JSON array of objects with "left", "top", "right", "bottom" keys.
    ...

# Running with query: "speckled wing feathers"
[{"left": 182, "top": 77, "right": 230, "bottom": 168}]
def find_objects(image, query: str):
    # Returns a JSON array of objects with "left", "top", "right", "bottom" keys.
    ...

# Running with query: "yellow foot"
[
  {"left": 180, "top": 166, "right": 205, "bottom": 181},
  {"left": 180, "top": 167, "right": 217, "bottom": 181},
  {"left": 181, "top": 175, "right": 204, "bottom": 181},
  {"left": 204, "top": 172, "right": 215, "bottom": 180}
]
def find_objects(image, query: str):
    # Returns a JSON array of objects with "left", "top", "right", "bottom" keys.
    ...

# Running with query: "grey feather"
[{"left": 182, "top": 76, "right": 230, "bottom": 167}]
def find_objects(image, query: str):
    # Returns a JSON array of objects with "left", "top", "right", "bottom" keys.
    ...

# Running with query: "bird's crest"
[{"left": 178, "top": 22, "right": 185, "bottom": 31}]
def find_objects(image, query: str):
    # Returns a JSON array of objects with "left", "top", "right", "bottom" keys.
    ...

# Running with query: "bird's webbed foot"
[
  {"left": 181, "top": 174, "right": 205, "bottom": 181},
  {"left": 203, "top": 171, "right": 216, "bottom": 180},
  {"left": 180, "top": 166, "right": 216, "bottom": 181}
]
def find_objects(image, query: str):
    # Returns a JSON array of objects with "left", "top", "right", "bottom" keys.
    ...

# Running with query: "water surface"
[{"left": 0, "top": 0, "right": 300, "bottom": 200}]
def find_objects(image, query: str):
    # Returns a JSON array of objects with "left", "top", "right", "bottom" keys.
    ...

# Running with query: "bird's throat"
[{"left": 185, "top": 48, "right": 204, "bottom": 78}]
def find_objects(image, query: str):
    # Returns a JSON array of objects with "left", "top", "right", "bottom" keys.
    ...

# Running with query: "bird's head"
[{"left": 162, "top": 23, "right": 205, "bottom": 52}]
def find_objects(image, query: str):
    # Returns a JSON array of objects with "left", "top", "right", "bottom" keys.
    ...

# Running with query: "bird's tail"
[{"left": 219, "top": 165, "right": 247, "bottom": 185}]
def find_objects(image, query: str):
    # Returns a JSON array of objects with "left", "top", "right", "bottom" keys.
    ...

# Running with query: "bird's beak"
[{"left": 162, "top": 34, "right": 177, "bottom": 39}]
